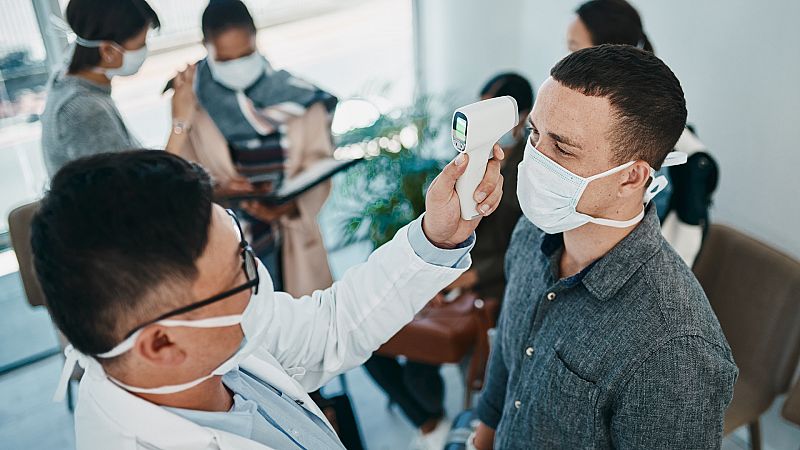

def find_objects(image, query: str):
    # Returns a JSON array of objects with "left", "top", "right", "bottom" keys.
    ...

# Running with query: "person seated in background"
[
  {"left": 40, "top": 0, "right": 196, "bottom": 177},
  {"left": 176, "top": 0, "right": 338, "bottom": 295},
  {"left": 33, "top": 148, "right": 504, "bottom": 450},
  {"left": 567, "top": 0, "right": 719, "bottom": 265},
  {"left": 470, "top": 45, "right": 736, "bottom": 450},
  {"left": 362, "top": 73, "right": 533, "bottom": 450}
]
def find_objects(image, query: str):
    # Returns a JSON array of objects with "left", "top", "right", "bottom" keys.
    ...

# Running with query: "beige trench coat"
[{"left": 175, "top": 102, "right": 334, "bottom": 297}]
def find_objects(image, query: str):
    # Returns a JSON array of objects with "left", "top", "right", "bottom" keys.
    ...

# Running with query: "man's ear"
[
  {"left": 618, "top": 161, "right": 651, "bottom": 197},
  {"left": 97, "top": 42, "right": 122, "bottom": 69},
  {"left": 133, "top": 326, "right": 186, "bottom": 366}
]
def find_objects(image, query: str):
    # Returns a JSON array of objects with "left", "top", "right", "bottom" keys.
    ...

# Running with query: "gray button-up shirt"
[{"left": 476, "top": 205, "right": 737, "bottom": 449}]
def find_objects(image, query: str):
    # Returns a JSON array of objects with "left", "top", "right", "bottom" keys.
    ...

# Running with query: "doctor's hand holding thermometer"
[
  {"left": 423, "top": 143, "right": 505, "bottom": 249},
  {"left": 424, "top": 96, "right": 517, "bottom": 248}
]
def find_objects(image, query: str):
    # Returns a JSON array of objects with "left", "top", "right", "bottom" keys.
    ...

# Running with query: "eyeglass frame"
[{"left": 118, "top": 209, "right": 260, "bottom": 340}]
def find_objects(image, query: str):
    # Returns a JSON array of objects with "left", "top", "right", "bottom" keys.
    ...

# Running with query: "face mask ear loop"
[
  {"left": 644, "top": 172, "right": 669, "bottom": 204},
  {"left": 583, "top": 160, "right": 636, "bottom": 183},
  {"left": 53, "top": 345, "right": 81, "bottom": 402}
]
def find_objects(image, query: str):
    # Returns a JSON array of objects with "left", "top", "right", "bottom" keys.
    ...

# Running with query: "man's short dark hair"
[
  {"left": 202, "top": 0, "right": 257, "bottom": 42},
  {"left": 550, "top": 44, "right": 687, "bottom": 168},
  {"left": 31, "top": 151, "right": 214, "bottom": 355},
  {"left": 67, "top": 0, "right": 160, "bottom": 73}
]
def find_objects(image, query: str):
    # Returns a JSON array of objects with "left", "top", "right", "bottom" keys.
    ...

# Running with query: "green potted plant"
[{"left": 332, "top": 94, "right": 455, "bottom": 249}]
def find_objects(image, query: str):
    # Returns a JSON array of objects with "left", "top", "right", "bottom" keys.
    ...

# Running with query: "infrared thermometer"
[{"left": 451, "top": 96, "right": 519, "bottom": 220}]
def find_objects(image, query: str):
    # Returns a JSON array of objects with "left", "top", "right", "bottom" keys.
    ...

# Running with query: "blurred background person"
[
  {"left": 566, "top": 0, "right": 719, "bottom": 265},
  {"left": 176, "top": 0, "right": 338, "bottom": 294},
  {"left": 362, "top": 73, "right": 534, "bottom": 450},
  {"left": 567, "top": 0, "right": 653, "bottom": 53},
  {"left": 40, "top": 0, "right": 197, "bottom": 178}
]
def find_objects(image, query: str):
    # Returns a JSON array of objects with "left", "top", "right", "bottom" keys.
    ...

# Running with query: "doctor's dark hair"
[
  {"left": 480, "top": 72, "right": 534, "bottom": 114},
  {"left": 202, "top": 0, "right": 257, "bottom": 42},
  {"left": 550, "top": 45, "right": 686, "bottom": 169},
  {"left": 31, "top": 151, "right": 214, "bottom": 356},
  {"left": 66, "top": 0, "right": 160, "bottom": 73},
  {"left": 576, "top": 0, "right": 653, "bottom": 53}
]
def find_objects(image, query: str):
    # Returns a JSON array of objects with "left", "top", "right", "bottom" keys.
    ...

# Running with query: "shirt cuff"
[{"left": 407, "top": 214, "right": 474, "bottom": 269}]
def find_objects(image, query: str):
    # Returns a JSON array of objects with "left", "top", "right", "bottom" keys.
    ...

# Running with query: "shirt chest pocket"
[{"left": 529, "top": 350, "right": 599, "bottom": 449}]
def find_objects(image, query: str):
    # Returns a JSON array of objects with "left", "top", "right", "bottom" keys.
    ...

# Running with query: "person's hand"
[
  {"left": 215, "top": 176, "right": 254, "bottom": 196},
  {"left": 171, "top": 64, "right": 197, "bottom": 124},
  {"left": 472, "top": 422, "right": 496, "bottom": 450},
  {"left": 422, "top": 144, "right": 504, "bottom": 248},
  {"left": 241, "top": 200, "right": 298, "bottom": 222}
]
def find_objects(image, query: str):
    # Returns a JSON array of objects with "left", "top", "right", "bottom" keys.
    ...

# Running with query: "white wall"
[
  {"left": 418, "top": 0, "right": 800, "bottom": 258},
  {"left": 415, "top": 0, "right": 525, "bottom": 104}
]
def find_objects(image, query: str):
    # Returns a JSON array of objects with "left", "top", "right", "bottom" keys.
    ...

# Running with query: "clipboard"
[{"left": 220, "top": 157, "right": 362, "bottom": 204}]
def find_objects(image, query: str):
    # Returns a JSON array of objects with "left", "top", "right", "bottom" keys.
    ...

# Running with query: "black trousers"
[{"left": 363, "top": 354, "right": 445, "bottom": 428}]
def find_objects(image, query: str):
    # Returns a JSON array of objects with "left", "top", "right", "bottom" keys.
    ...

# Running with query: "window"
[{"left": 0, "top": 0, "right": 52, "bottom": 244}]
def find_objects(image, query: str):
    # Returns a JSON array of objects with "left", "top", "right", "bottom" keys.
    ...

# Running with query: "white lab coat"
[{"left": 71, "top": 224, "right": 469, "bottom": 449}]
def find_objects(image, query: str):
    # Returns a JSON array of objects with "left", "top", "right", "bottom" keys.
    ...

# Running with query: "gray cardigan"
[
  {"left": 476, "top": 205, "right": 737, "bottom": 449},
  {"left": 40, "top": 72, "right": 138, "bottom": 177}
]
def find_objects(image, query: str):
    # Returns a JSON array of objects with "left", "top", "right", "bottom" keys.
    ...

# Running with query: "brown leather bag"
[{"left": 376, "top": 292, "right": 500, "bottom": 407}]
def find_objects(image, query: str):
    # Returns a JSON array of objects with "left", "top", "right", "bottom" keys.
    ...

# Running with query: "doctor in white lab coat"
[{"left": 34, "top": 147, "right": 505, "bottom": 450}]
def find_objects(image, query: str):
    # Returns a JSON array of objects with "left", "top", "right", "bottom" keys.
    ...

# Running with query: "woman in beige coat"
[
  {"left": 176, "top": 103, "right": 334, "bottom": 297},
  {"left": 172, "top": 0, "right": 336, "bottom": 296}
]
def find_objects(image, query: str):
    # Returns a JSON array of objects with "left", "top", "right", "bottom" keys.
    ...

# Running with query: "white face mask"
[
  {"left": 75, "top": 35, "right": 147, "bottom": 78},
  {"left": 53, "top": 260, "right": 274, "bottom": 400},
  {"left": 206, "top": 48, "right": 266, "bottom": 91},
  {"left": 516, "top": 141, "right": 687, "bottom": 234},
  {"left": 103, "top": 44, "right": 148, "bottom": 78}
]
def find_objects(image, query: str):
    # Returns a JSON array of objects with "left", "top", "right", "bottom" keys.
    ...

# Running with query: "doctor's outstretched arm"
[{"left": 257, "top": 145, "right": 505, "bottom": 391}]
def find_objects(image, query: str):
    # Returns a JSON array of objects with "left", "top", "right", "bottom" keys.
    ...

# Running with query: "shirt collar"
[{"left": 539, "top": 204, "right": 663, "bottom": 301}]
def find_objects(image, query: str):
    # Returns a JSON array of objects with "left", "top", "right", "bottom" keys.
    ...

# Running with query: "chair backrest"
[
  {"left": 693, "top": 224, "right": 800, "bottom": 397},
  {"left": 7, "top": 201, "right": 45, "bottom": 308}
]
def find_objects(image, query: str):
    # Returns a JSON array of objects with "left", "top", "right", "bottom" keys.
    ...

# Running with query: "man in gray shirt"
[{"left": 471, "top": 45, "right": 737, "bottom": 449}]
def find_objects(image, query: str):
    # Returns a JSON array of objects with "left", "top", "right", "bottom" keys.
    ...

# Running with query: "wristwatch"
[{"left": 172, "top": 120, "right": 191, "bottom": 135}]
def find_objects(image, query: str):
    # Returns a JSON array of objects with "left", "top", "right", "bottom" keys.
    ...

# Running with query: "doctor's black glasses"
[{"left": 120, "top": 209, "right": 260, "bottom": 339}]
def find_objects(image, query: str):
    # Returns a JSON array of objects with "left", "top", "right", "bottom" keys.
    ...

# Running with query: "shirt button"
[
  {"left": 525, "top": 347, "right": 534, "bottom": 357},
  {"left": 546, "top": 292, "right": 557, "bottom": 301},
  {"left": 514, "top": 400, "right": 522, "bottom": 409}
]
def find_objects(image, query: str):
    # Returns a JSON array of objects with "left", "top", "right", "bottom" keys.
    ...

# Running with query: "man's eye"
[
  {"left": 555, "top": 144, "right": 572, "bottom": 157},
  {"left": 527, "top": 127, "right": 539, "bottom": 143}
]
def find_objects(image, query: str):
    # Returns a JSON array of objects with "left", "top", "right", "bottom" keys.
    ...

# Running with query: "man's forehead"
[{"left": 532, "top": 77, "right": 615, "bottom": 147}]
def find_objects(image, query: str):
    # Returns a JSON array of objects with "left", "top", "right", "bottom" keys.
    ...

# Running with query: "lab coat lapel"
[{"left": 240, "top": 351, "right": 334, "bottom": 430}]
